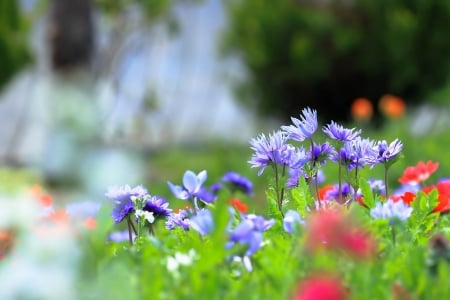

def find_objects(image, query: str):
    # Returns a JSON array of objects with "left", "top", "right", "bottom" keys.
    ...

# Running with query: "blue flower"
[
  {"left": 370, "top": 199, "right": 413, "bottom": 221},
  {"left": 168, "top": 170, "right": 208, "bottom": 200},
  {"left": 323, "top": 121, "right": 361, "bottom": 142},
  {"left": 227, "top": 214, "right": 274, "bottom": 256},
  {"left": 190, "top": 209, "right": 214, "bottom": 236},
  {"left": 166, "top": 209, "right": 190, "bottom": 231},
  {"left": 370, "top": 139, "right": 403, "bottom": 165},
  {"left": 249, "top": 131, "right": 291, "bottom": 175},
  {"left": 283, "top": 210, "right": 304, "bottom": 233},
  {"left": 105, "top": 185, "right": 148, "bottom": 224},
  {"left": 308, "top": 142, "right": 335, "bottom": 166},
  {"left": 144, "top": 195, "right": 172, "bottom": 219},
  {"left": 281, "top": 107, "right": 318, "bottom": 141},
  {"left": 222, "top": 171, "right": 253, "bottom": 196}
]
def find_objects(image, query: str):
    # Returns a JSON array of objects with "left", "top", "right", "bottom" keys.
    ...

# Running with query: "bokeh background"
[{"left": 1, "top": 0, "right": 450, "bottom": 211}]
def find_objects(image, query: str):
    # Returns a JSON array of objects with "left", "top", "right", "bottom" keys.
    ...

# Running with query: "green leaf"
[
  {"left": 359, "top": 176, "right": 375, "bottom": 209},
  {"left": 291, "top": 176, "right": 313, "bottom": 218}
]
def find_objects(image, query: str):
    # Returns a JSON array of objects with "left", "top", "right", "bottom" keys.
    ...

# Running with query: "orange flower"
[
  {"left": 228, "top": 198, "right": 248, "bottom": 213},
  {"left": 351, "top": 97, "right": 373, "bottom": 122},
  {"left": 83, "top": 216, "right": 97, "bottom": 230},
  {"left": 318, "top": 185, "right": 334, "bottom": 201},
  {"left": 379, "top": 94, "right": 405, "bottom": 119},
  {"left": 399, "top": 161, "right": 439, "bottom": 185}
]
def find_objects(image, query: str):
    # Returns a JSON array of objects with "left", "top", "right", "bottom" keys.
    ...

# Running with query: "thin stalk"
[{"left": 384, "top": 164, "right": 390, "bottom": 200}]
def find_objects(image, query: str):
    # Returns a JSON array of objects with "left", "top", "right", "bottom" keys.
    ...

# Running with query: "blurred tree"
[
  {"left": 222, "top": 0, "right": 450, "bottom": 124},
  {"left": 0, "top": 0, "right": 32, "bottom": 92}
]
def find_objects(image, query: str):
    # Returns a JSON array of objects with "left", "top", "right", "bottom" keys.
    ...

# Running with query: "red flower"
[
  {"left": 292, "top": 273, "right": 348, "bottom": 300},
  {"left": 390, "top": 191, "right": 416, "bottom": 205},
  {"left": 422, "top": 179, "right": 450, "bottom": 213},
  {"left": 379, "top": 94, "right": 405, "bottom": 119},
  {"left": 228, "top": 198, "right": 248, "bottom": 213},
  {"left": 317, "top": 185, "right": 334, "bottom": 200},
  {"left": 398, "top": 160, "right": 439, "bottom": 185},
  {"left": 305, "top": 209, "right": 376, "bottom": 260}
]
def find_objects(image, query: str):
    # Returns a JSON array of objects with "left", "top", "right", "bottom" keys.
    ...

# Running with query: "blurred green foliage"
[
  {"left": 223, "top": 0, "right": 450, "bottom": 123},
  {"left": 0, "top": 0, "right": 32, "bottom": 92}
]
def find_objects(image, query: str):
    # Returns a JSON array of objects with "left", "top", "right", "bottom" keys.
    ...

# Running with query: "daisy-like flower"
[
  {"left": 370, "top": 199, "right": 413, "bottom": 221},
  {"left": 248, "top": 131, "right": 291, "bottom": 175},
  {"left": 222, "top": 171, "right": 253, "bottom": 196},
  {"left": 166, "top": 209, "right": 190, "bottom": 231},
  {"left": 308, "top": 142, "right": 335, "bottom": 166},
  {"left": 143, "top": 195, "right": 172, "bottom": 219},
  {"left": 227, "top": 214, "right": 274, "bottom": 256},
  {"left": 105, "top": 185, "right": 148, "bottom": 224},
  {"left": 322, "top": 121, "right": 361, "bottom": 142},
  {"left": 281, "top": 107, "right": 318, "bottom": 142},
  {"left": 370, "top": 139, "right": 403, "bottom": 165},
  {"left": 398, "top": 160, "right": 439, "bottom": 186}
]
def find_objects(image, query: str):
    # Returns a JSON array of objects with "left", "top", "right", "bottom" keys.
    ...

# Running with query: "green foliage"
[
  {"left": 223, "top": 0, "right": 450, "bottom": 122},
  {"left": 0, "top": 0, "right": 32, "bottom": 91}
]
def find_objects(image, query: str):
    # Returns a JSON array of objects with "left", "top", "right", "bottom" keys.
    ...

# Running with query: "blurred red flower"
[
  {"left": 422, "top": 179, "right": 450, "bottom": 213},
  {"left": 305, "top": 209, "right": 377, "bottom": 260},
  {"left": 399, "top": 161, "right": 439, "bottom": 185},
  {"left": 292, "top": 273, "right": 348, "bottom": 300}
]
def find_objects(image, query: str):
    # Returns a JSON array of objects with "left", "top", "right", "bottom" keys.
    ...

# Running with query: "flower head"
[
  {"left": 166, "top": 208, "right": 191, "bottom": 231},
  {"left": 351, "top": 97, "right": 373, "bottom": 122},
  {"left": 322, "top": 121, "right": 361, "bottom": 142},
  {"left": 248, "top": 131, "right": 291, "bottom": 175},
  {"left": 144, "top": 195, "right": 172, "bottom": 219},
  {"left": 370, "top": 199, "right": 413, "bottom": 221},
  {"left": 222, "top": 171, "right": 253, "bottom": 195},
  {"left": 228, "top": 198, "right": 248, "bottom": 213},
  {"left": 369, "top": 139, "right": 403, "bottom": 165},
  {"left": 308, "top": 142, "right": 335, "bottom": 166},
  {"left": 105, "top": 185, "right": 148, "bottom": 223},
  {"left": 227, "top": 214, "right": 274, "bottom": 256},
  {"left": 281, "top": 107, "right": 318, "bottom": 141},
  {"left": 168, "top": 170, "right": 208, "bottom": 200},
  {"left": 399, "top": 160, "right": 439, "bottom": 186}
]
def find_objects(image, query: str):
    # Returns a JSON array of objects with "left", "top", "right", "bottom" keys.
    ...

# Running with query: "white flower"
[
  {"left": 166, "top": 249, "right": 197, "bottom": 274},
  {"left": 135, "top": 210, "right": 155, "bottom": 224}
]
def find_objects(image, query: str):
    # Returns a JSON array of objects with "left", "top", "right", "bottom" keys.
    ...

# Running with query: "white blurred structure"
[
  {"left": 0, "top": 0, "right": 263, "bottom": 167},
  {"left": 0, "top": 0, "right": 271, "bottom": 193}
]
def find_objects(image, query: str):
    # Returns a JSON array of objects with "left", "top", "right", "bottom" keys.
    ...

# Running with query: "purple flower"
[
  {"left": 248, "top": 131, "right": 291, "bottom": 175},
  {"left": 308, "top": 142, "right": 335, "bottom": 166},
  {"left": 144, "top": 195, "right": 172, "bottom": 219},
  {"left": 166, "top": 209, "right": 190, "bottom": 231},
  {"left": 190, "top": 209, "right": 214, "bottom": 236},
  {"left": 370, "top": 199, "right": 413, "bottom": 221},
  {"left": 227, "top": 214, "right": 274, "bottom": 256},
  {"left": 105, "top": 185, "right": 148, "bottom": 224},
  {"left": 283, "top": 210, "right": 304, "bottom": 233},
  {"left": 168, "top": 170, "right": 208, "bottom": 200},
  {"left": 323, "top": 183, "right": 354, "bottom": 201},
  {"left": 281, "top": 107, "right": 318, "bottom": 141},
  {"left": 222, "top": 171, "right": 253, "bottom": 196},
  {"left": 369, "top": 139, "right": 403, "bottom": 165},
  {"left": 352, "top": 137, "right": 377, "bottom": 166},
  {"left": 368, "top": 179, "right": 386, "bottom": 195},
  {"left": 287, "top": 168, "right": 325, "bottom": 188},
  {"left": 323, "top": 121, "right": 361, "bottom": 142}
]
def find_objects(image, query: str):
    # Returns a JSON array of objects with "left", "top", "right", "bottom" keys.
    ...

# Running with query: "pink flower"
[{"left": 292, "top": 273, "right": 348, "bottom": 300}]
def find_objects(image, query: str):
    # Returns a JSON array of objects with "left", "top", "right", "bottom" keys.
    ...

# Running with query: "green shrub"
[{"left": 223, "top": 0, "right": 450, "bottom": 123}]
